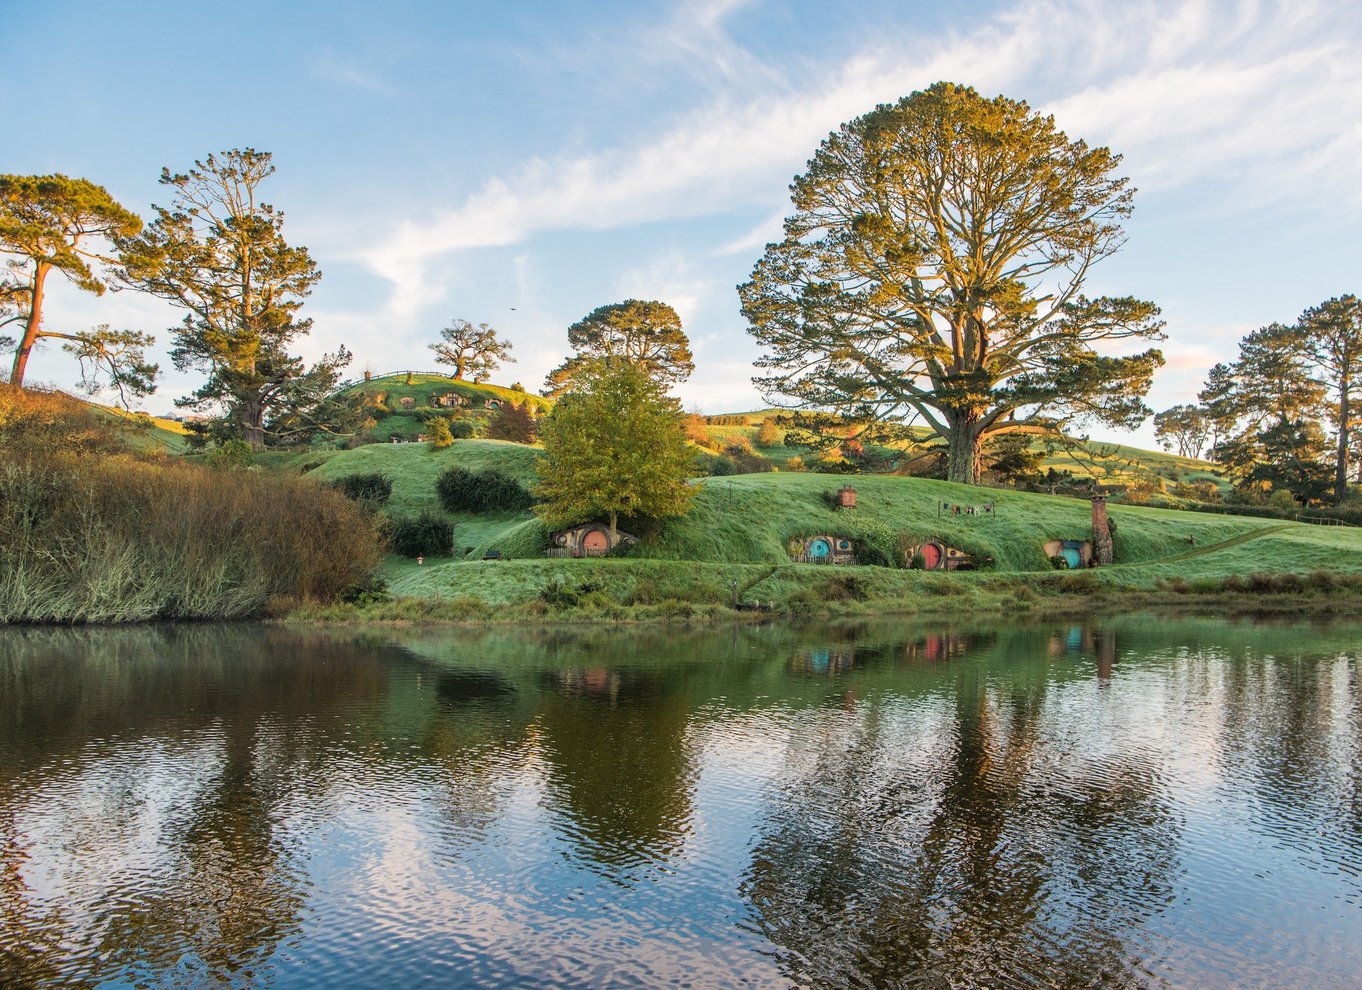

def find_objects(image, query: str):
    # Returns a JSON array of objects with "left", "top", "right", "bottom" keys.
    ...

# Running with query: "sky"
[{"left": 8, "top": 0, "right": 1362, "bottom": 448}]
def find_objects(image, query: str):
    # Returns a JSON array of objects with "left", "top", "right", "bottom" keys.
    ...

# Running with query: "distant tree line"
[{"left": 1154, "top": 297, "right": 1362, "bottom": 506}]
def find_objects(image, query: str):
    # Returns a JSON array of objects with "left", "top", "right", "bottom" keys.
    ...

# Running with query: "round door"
[
  {"left": 808, "top": 537, "right": 831, "bottom": 559},
  {"left": 1062, "top": 546, "right": 1082, "bottom": 569},
  {"left": 921, "top": 542, "right": 943, "bottom": 570},
  {"left": 583, "top": 530, "right": 610, "bottom": 553}
]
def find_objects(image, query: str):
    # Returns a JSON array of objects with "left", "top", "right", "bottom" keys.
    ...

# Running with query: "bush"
[
  {"left": 435, "top": 466, "right": 533, "bottom": 513},
  {"left": 206, "top": 439, "right": 254, "bottom": 469},
  {"left": 427, "top": 417, "right": 454, "bottom": 449},
  {"left": 390, "top": 510, "right": 454, "bottom": 557},
  {"left": 723, "top": 441, "right": 774, "bottom": 474},
  {"left": 487, "top": 402, "right": 537, "bottom": 444},
  {"left": 330, "top": 472, "right": 393, "bottom": 504},
  {"left": 1049, "top": 554, "right": 1070, "bottom": 570},
  {"left": 0, "top": 453, "right": 384, "bottom": 622},
  {"left": 756, "top": 419, "right": 780, "bottom": 445}
]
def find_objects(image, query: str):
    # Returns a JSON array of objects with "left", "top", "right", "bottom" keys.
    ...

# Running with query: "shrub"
[
  {"left": 723, "top": 441, "right": 774, "bottom": 474},
  {"left": 427, "top": 417, "right": 454, "bottom": 449},
  {"left": 206, "top": 439, "right": 254, "bottom": 469},
  {"left": 785, "top": 456, "right": 806, "bottom": 472},
  {"left": 756, "top": 419, "right": 780, "bottom": 445},
  {"left": 330, "top": 472, "right": 393, "bottom": 504},
  {"left": 0, "top": 454, "right": 384, "bottom": 622},
  {"left": 390, "top": 510, "right": 455, "bottom": 557},
  {"left": 1049, "top": 554, "right": 1070, "bottom": 570},
  {"left": 435, "top": 466, "right": 533, "bottom": 513}
]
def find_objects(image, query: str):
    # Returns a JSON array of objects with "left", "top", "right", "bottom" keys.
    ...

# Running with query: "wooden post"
[{"left": 1092, "top": 496, "right": 1113, "bottom": 565}]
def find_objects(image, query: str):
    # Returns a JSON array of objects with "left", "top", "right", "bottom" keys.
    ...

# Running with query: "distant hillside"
[{"left": 335, "top": 371, "right": 549, "bottom": 443}]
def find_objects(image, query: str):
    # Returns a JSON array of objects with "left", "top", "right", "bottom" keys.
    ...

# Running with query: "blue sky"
[{"left": 9, "top": 0, "right": 1362, "bottom": 447}]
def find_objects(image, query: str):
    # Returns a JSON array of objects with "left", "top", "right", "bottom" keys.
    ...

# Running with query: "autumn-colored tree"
[
  {"left": 0, "top": 174, "right": 156, "bottom": 404},
  {"left": 543, "top": 299, "right": 693, "bottom": 395},
  {"left": 486, "top": 401, "right": 537, "bottom": 444},
  {"left": 429, "top": 318, "right": 513, "bottom": 381},
  {"left": 535, "top": 360, "right": 694, "bottom": 539},
  {"left": 118, "top": 150, "right": 351, "bottom": 448},
  {"left": 741, "top": 82, "right": 1164, "bottom": 484}
]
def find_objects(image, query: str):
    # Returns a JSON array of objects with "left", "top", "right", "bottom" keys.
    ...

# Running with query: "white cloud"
[{"left": 360, "top": 0, "right": 1362, "bottom": 315}]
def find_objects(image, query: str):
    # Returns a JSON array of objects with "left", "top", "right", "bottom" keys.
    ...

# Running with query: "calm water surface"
[{"left": 1, "top": 616, "right": 1360, "bottom": 988}]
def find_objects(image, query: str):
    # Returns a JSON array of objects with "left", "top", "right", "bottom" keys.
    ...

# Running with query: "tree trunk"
[
  {"left": 240, "top": 396, "right": 266, "bottom": 450},
  {"left": 944, "top": 413, "right": 982, "bottom": 485},
  {"left": 8, "top": 263, "right": 48, "bottom": 388},
  {"left": 1336, "top": 382, "right": 1350, "bottom": 504},
  {"left": 608, "top": 510, "right": 618, "bottom": 543}
]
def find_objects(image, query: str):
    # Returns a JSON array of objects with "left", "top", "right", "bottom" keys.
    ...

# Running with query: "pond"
[{"left": 1, "top": 616, "right": 1359, "bottom": 988}]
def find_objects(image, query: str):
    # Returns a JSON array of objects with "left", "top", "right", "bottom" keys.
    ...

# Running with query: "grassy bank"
[{"left": 288, "top": 555, "right": 1362, "bottom": 625}]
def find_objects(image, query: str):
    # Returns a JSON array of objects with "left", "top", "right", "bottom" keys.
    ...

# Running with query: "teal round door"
[
  {"left": 808, "top": 538, "right": 831, "bottom": 559},
  {"left": 1062, "top": 546, "right": 1082, "bottom": 569}
]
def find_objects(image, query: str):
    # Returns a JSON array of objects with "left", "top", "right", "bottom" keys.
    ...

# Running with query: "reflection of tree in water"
[
  {"left": 535, "top": 665, "right": 697, "bottom": 880},
  {"left": 0, "top": 625, "right": 406, "bottom": 985},
  {"left": 742, "top": 655, "right": 1180, "bottom": 989},
  {"left": 91, "top": 715, "right": 307, "bottom": 983},
  {"left": 1215, "top": 639, "right": 1362, "bottom": 885}
]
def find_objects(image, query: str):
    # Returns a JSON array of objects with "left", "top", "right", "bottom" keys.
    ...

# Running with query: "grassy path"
[{"left": 1107, "top": 523, "right": 1296, "bottom": 569}]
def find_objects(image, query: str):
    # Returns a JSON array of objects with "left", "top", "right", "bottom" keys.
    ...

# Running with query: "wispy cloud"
[
  {"left": 360, "top": 0, "right": 1362, "bottom": 314},
  {"left": 311, "top": 50, "right": 391, "bottom": 93}
]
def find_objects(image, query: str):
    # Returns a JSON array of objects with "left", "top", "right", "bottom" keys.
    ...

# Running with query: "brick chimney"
[{"left": 1092, "top": 495, "right": 1113, "bottom": 565}]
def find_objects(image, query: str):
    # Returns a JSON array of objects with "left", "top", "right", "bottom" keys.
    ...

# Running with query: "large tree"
[
  {"left": 535, "top": 359, "right": 694, "bottom": 539},
  {"left": 0, "top": 174, "right": 156, "bottom": 402},
  {"left": 1299, "top": 295, "right": 1362, "bottom": 503},
  {"left": 740, "top": 82, "right": 1165, "bottom": 485},
  {"left": 543, "top": 299, "right": 693, "bottom": 395},
  {"left": 118, "top": 150, "right": 350, "bottom": 448},
  {"left": 429, "top": 318, "right": 513, "bottom": 381},
  {"left": 1152, "top": 404, "right": 1212, "bottom": 459}
]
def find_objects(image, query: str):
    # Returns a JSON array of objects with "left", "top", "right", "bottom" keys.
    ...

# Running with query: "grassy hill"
[
  {"left": 334, "top": 372, "right": 549, "bottom": 443},
  {"left": 272, "top": 437, "right": 1362, "bottom": 623}
]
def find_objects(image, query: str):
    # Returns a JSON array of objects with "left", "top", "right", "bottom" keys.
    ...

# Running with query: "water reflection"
[{"left": 0, "top": 617, "right": 1360, "bottom": 987}]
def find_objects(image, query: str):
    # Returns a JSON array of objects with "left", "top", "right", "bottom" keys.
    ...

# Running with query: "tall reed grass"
[{"left": 0, "top": 385, "right": 384, "bottom": 623}]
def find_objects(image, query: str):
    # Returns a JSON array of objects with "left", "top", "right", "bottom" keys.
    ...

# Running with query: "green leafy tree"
[
  {"left": 543, "top": 299, "right": 694, "bottom": 395},
  {"left": 740, "top": 82, "right": 1165, "bottom": 485},
  {"left": 0, "top": 174, "right": 156, "bottom": 403},
  {"left": 426, "top": 415, "right": 454, "bottom": 449},
  {"left": 1299, "top": 295, "right": 1362, "bottom": 503},
  {"left": 1217, "top": 418, "right": 1332, "bottom": 506},
  {"left": 1153, "top": 404, "right": 1212, "bottom": 459},
  {"left": 118, "top": 149, "right": 350, "bottom": 448},
  {"left": 535, "top": 360, "right": 695, "bottom": 538},
  {"left": 429, "top": 318, "right": 514, "bottom": 381}
]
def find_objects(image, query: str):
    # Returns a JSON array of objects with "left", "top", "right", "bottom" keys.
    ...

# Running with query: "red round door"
[
  {"left": 921, "top": 542, "right": 943, "bottom": 570},
  {"left": 583, "top": 530, "right": 609, "bottom": 553}
]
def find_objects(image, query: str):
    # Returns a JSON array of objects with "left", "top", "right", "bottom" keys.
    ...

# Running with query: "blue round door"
[
  {"left": 808, "top": 538, "right": 831, "bottom": 559},
  {"left": 1062, "top": 546, "right": 1081, "bottom": 569}
]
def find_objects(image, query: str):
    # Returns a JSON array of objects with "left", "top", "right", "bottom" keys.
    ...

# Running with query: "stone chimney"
[
  {"left": 364, "top": 369, "right": 372, "bottom": 381},
  {"left": 837, "top": 486, "right": 857, "bottom": 509},
  {"left": 1092, "top": 495, "right": 1113, "bottom": 565}
]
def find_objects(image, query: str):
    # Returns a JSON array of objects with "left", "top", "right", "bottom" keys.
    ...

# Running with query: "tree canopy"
[
  {"left": 0, "top": 174, "right": 156, "bottom": 404},
  {"left": 740, "top": 82, "right": 1164, "bottom": 484},
  {"left": 535, "top": 360, "right": 695, "bottom": 538},
  {"left": 1299, "top": 295, "right": 1362, "bottom": 502},
  {"left": 1152, "top": 404, "right": 1212, "bottom": 460},
  {"left": 118, "top": 149, "right": 352, "bottom": 448},
  {"left": 429, "top": 318, "right": 513, "bottom": 381},
  {"left": 543, "top": 299, "right": 693, "bottom": 395}
]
